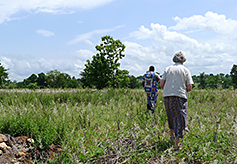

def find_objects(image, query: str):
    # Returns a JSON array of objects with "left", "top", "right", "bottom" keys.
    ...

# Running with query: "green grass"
[{"left": 0, "top": 89, "right": 236, "bottom": 163}]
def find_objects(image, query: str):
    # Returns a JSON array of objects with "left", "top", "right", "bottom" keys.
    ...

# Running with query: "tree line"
[{"left": 0, "top": 35, "right": 237, "bottom": 90}]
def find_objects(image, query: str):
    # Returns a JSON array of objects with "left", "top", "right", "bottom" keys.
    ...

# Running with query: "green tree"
[
  {"left": 28, "top": 74, "right": 38, "bottom": 83},
  {"left": 46, "top": 70, "right": 61, "bottom": 88},
  {"left": 27, "top": 82, "right": 40, "bottom": 89},
  {"left": 230, "top": 64, "right": 237, "bottom": 89},
  {"left": 0, "top": 61, "right": 9, "bottom": 87},
  {"left": 46, "top": 70, "right": 79, "bottom": 88},
  {"left": 198, "top": 72, "right": 207, "bottom": 89},
  {"left": 117, "top": 69, "right": 130, "bottom": 88},
  {"left": 67, "top": 76, "right": 80, "bottom": 88},
  {"left": 223, "top": 74, "right": 232, "bottom": 89},
  {"left": 129, "top": 75, "right": 141, "bottom": 89},
  {"left": 79, "top": 71, "right": 92, "bottom": 88},
  {"left": 218, "top": 73, "right": 232, "bottom": 89},
  {"left": 55, "top": 73, "right": 71, "bottom": 88},
  {"left": 7, "top": 80, "right": 18, "bottom": 89},
  {"left": 207, "top": 74, "right": 220, "bottom": 89},
  {"left": 37, "top": 72, "right": 47, "bottom": 88},
  {"left": 46, "top": 70, "right": 73, "bottom": 88},
  {"left": 80, "top": 35, "right": 127, "bottom": 89},
  {"left": 23, "top": 74, "right": 38, "bottom": 88}
]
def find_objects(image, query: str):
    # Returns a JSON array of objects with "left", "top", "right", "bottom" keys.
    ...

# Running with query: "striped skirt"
[
  {"left": 146, "top": 91, "right": 158, "bottom": 114},
  {"left": 164, "top": 96, "right": 187, "bottom": 138}
]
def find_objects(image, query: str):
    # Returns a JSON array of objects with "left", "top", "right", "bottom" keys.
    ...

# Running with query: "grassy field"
[{"left": 0, "top": 89, "right": 236, "bottom": 163}]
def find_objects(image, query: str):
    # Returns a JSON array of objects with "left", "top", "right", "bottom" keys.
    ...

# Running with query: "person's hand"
[
  {"left": 186, "top": 84, "right": 192, "bottom": 92},
  {"left": 160, "top": 79, "right": 165, "bottom": 89}
]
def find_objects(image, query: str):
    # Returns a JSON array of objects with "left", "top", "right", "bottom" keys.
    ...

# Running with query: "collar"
[{"left": 174, "top": 62, "right": 183, "bottom": 66}]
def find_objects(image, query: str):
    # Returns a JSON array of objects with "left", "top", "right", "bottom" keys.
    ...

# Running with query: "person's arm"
[
  {"left": 186, "top": 69, "right": 193, "bottom": 92},
  {"left": 156, "top": 75, "right": 161, "bottom": 83},
  {"left": 160, "top": 79, "right": 166, "bottom": 89},
  {"left": 186, "top": 84, "right": 192, "bottom": 92}
]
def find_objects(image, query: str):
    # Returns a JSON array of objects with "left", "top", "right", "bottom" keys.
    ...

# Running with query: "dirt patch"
[{"left": 0, "top": 134, "right": 62, "bottom": 164}]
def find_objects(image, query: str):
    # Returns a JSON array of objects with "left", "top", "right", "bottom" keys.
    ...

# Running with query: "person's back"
[
  {"left": 160, "top": 50, "right": 194, "bottom": 150},
  {"left": 142, "top": 66, "right": 160, "bottom": 114},
  {"left": 162, "top": 63, "right": 192, "bottom": 99},
  {"left": 143, "top": 71, "right": 158, "bottom": 93}
]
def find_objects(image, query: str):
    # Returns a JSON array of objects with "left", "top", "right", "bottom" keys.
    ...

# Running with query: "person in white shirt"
[{"left": 160, "top": 50, "right": 194, "bottom": 150}]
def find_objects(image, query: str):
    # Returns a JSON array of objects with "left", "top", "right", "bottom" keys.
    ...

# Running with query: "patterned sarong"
[
  {"left": 164, "top": 96, "right": 187, "bottom": 138},
  {"left": 146, "top": 91, "right": 158, "bottom": 114}
]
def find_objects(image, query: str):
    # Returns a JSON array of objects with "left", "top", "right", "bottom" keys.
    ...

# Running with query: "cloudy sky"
[{"left": 1, "top": 0, "right": 237, "bottom": 81}]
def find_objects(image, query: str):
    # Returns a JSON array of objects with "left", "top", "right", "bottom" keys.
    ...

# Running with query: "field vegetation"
[{"left": 0, "top": 89, "right": 236, "bottom": 163}]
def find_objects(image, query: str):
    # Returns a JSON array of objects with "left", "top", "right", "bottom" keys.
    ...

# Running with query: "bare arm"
[
  {"left": 186, "top": 84, "right": 192, "bottom": 92},
  {"left": 160, "top": 79, "right": 166, "bottom": 89}
]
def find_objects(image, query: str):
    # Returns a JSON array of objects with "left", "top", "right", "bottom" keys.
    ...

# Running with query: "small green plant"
[{"left": 0, "top": 89, "right": 236, "bottom": 163}]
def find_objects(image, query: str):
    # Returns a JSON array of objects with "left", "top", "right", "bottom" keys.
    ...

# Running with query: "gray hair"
[{"left": 173, "top": 51, "right": 186, "bottom": 63}]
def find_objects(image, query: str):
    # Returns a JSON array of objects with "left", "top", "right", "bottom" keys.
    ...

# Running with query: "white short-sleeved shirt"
[{"left": 162, "top": 63, "right": 194, "bottom": 99}]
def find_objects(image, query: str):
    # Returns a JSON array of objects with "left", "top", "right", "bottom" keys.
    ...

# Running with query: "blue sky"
[{"left": 0, "top": 0, "right": 237, "bottom": 81}]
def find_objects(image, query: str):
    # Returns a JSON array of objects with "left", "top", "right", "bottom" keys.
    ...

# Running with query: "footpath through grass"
[{"left": 0, "top": 89, "right": 236, "bottom": 163}]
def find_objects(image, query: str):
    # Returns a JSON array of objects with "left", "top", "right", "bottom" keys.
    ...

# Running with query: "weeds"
[{"left": 0, "top": 89, "right": 236, "bottom": 163}]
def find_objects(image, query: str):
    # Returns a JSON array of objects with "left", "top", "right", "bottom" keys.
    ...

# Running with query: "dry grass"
[{"left": 0, "top": 89, "right": 236, "bottom": 163}]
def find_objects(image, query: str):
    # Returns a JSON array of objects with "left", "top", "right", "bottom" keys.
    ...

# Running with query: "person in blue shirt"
[{"left": 141, "top": 66, "right": 161, "bottom": 114}]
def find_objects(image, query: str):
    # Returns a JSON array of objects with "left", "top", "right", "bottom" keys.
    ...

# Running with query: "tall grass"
[{"left": 0, "top": 89, "right": 236, "bottom": 163}]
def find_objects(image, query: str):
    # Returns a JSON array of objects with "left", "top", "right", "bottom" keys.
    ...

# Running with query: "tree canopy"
[
  {"left": 0, "top": 61, "right": 9, "bottom": 87},
  {"left": 230, "top": 64, "right": 237, "bottom": 89},
  {"left": 80, "top": 35, "right": 128, "bottom": 89}
]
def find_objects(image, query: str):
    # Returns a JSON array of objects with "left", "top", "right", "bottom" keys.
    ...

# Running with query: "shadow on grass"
[{"left": 154, "top": 140, "right": 174, "bottom": 152}]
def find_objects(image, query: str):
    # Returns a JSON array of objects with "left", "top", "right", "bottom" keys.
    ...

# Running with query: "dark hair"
[{"left": 149, "top": 66, "right": 155, "bottom": 71}]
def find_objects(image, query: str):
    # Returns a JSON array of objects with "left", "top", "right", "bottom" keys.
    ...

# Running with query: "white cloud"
[
  {"left": 38, "top": 58, "right": 52, "bottom": 70},
  {"left": 1, "top": 57, "right": 14, "bottom": 69},
  {"left": 0, "top": 54, "right": 80, "bottom": 81},
  {"left": 36, "top": 29, "right": 55, "bottom": 37},
  {"left": 130, "top": 23, "right": 201, "bottom": 54},
  {"left": 74, "top": 49, "right": 94, "bottom": 61},
  {"left": 85, "top": 40, "right": 94, "bottom": 46},
  {"left": 1, "top": 10, "right": 237, "bottom": 81},
  {"left": 128, "top": 12, "right": 237, "bottom": 76},
  {"left": 0, "top": 49, "right": 97, "bottom": 81},
  {"left": 121, "top": 41, "right": 172, "bottom": 76},
  {"left": 169, "top": 11, "right": 237, "bottom": 38},
  {"left": 68, "top": 25, "right": 124, "bottom": 44},
  {"left": 68, "top": 32, "right": 94, "bottom": 44},
  {"left": 0, "top": 0, "right": 115, "bottom": 23}
]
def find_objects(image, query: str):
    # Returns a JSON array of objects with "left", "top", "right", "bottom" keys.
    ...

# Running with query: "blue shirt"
[{"left": 142, "top": 71, "right": 160, "bottom": 93}]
